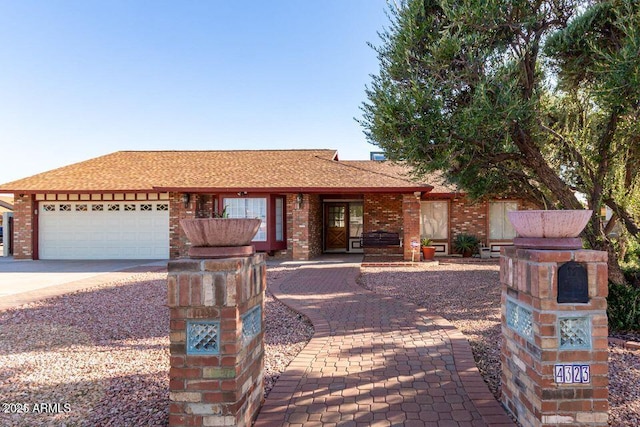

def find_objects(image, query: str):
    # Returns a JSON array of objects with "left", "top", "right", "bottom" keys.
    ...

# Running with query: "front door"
[{"left": 325, "top": 203, "right": 347, "bottom": 251}]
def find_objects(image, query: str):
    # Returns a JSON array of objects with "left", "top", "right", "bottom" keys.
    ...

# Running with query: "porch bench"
[{"left": 360, "top": 231, "right": 402, "bottom": 247}]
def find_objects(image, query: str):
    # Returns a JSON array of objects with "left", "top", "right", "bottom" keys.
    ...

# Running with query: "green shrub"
[
  {"left": 453, "top": 233, "right": 480, "bottom": 255},
  {"left": 623, "top": 267, "right": 640, "bottom": 288},
  {"left": 607, "top": 282, "right": 640, "bottom": 332}
]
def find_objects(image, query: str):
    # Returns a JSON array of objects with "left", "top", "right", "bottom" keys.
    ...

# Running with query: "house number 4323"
[{"left": 554, "top": 364, "right": 590, "bottom": 384}]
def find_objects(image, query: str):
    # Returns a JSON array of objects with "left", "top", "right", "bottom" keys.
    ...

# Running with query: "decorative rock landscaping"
[{"left": 0, "top": 261, "right": 638, "bottom": 425}]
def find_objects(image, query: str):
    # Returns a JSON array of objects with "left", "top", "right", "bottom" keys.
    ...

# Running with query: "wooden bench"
[{"left": 360, "top": 231, "right": 401, "bottom": 247}]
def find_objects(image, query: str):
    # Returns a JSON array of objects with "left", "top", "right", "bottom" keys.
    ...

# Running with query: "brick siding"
[
  {"left": 402, "top": 195, "right": 421, "bottom": 261},
  {"left": 287, "top": 193, "right": 322, "bottom": 260},
  {"left": 449, "top": 196, "right": 487, "bottom": 243},
  {"left": 169, "top": 192, "right": 196, "bottom": 259},
  {"left": 363, "top": 194, "right": 405, "bottom": 257},
  {"left": 12, "top": 195, "right": 34, "bottom": 259}
]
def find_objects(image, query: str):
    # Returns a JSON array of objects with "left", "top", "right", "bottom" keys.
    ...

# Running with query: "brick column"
[
  {"left": 289, "top": 193, "right": 310, "bottom": 260},
  {"left": 500, "top": 247, "right": 608, "bottom": 427},
  {"left": 12, "top": 194, "right": 35, "bottom": 259},
  {"left": 402, "top": 194, "right": 421, "bottom": 261},
  {"left": 167, "top": 254, "right": 266, "bottom": 427},
  {"left": 169, "top": 192, "right": 197, "bottom": 259}
]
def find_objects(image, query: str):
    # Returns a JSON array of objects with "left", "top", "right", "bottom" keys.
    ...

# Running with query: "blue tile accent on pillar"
[
  {"left": 242, "top": 306, "right": 262, "bottom": 345},
  {"left": 506, "top": 299, "right": 533, "bottom": 341},
  {"left": 559, "top": 317, "right": 591, "bottom": 350},
  {"left": 186, "top": 320, "right": 220, "bottom": 355}
]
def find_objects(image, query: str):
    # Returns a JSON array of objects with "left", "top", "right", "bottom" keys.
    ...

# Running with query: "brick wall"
[
  {"left": 450, "top": 196, "right": 487, "bottom": 243},
  {"left": 170, "top": 192, "right": 196, "bottom": 259},
  {"left": 363, "top": 193, "right": 404, "bottom": 256},
  {"left": 287, "top": 193, "right": 322, "bottom": 260},
  {"left": 364, "top": 194, "right": 403, "bottom": 232},
  {"left": 12, "top": 194, "right": 34, "bottom": 259},
  {"left": 167, "top": 254, "right": 266, "bottom": 427},
  {"left": 500, "top": 247, "right": 608, "bottom": 426},
  {"left": 402, "top": 194, "right": 421, "bottom": 261}
]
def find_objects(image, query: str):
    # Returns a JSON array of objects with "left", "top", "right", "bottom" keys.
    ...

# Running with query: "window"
[
  {"left": 275, "top": 198, "right": 284, "bottom": 241},
  {"left": 223, "top": 198, "right": 267, "bottom": 241},
  {"left": 349, "top": 204, "right": 364, "bottom": 238},
  {"left": 327, "top": 206, "right": 345, "bottom": 227},
  {"left": 489, "top": 201, "right": 518, "bottom": 240},
  {"left": 420, "top": 201, "right": 448, "bottom": 239}
]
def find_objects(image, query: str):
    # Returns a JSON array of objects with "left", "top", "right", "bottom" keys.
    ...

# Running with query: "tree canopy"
[{"left": 361, "top": 0, "right": 640, "bottom": 284}]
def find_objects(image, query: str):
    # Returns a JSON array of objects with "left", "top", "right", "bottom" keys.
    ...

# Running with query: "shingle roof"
[
  {"left": 0, "top": 150, "right": 436, "bottom": 193},
  {"left": 340, "top": 161, "right": 459, "bottom": 194}
]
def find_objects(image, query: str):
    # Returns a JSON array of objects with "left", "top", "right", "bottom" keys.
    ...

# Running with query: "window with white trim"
[
  {"left": 420, "top": 201, "right": 448, "bottom": 239},
  {"left": 223, "top": 198, "right": 267, "bottom": 241},
  {"left": 489, "top": 201, "right": 518, "bottom": 240}
]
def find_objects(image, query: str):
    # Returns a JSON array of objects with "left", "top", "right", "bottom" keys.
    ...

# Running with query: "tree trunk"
[
  {"left": 605, "top": 242, "right": 627, "bottom": 286},
  {"left": 583, "top": 222, "right": 627, "bottom": 285}
]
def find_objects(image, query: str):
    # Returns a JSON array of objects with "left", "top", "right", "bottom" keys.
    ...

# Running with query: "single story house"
[{"left": 0, "top": 149, "right": 535, "bottom": 261}]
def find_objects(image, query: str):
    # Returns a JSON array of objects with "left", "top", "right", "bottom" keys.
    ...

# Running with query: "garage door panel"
[{"left": 39, "top": 201, "right": 169, "bottom": 260}]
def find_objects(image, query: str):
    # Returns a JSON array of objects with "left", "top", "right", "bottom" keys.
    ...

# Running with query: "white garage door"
[{"left": 39, "top": 201, "right": 170, "bottom": 260}]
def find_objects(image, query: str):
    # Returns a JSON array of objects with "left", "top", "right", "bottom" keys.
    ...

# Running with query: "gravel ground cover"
[
  {"left": 4, "top": 260, "right": 638, "bottom": 426},
  {"left": 359, "top": 261, "right": 640, "bottom": 426},
  {"left": 0, "top": 266, "right": 311, "bottom": 427}
]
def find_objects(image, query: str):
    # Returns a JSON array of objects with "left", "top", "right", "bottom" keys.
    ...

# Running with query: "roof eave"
[
  {"left": 152, "top": 185, "right": 434, "bottom": 194},
  {"left": 0, "top": 184, "right": 436, "bottom": 195},
  {"left": 0, "top": 188, "right": 159, "bottom": 194}
]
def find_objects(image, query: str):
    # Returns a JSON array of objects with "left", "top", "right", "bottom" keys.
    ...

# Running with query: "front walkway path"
[{"left": 255, "top": 260, "right": 514, "bottom": 427}]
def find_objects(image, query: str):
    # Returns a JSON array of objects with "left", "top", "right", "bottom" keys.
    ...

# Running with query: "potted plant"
[
  {"left": 453, "top": 233, "right": 480, "bottom": 257},
  {"left": 421, "top": 237, "right": 436, "bottom": 261}
]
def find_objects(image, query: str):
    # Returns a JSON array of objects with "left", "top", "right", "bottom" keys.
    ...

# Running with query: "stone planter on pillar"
[
  {"left": 500, "top": 210, "right": 608, "bottom": 427},
  {"left": 180, "top": 218, "right": 261, "bottom": 258},
  {"left": 168, "top": 219, "right": 266, "bottom": 427}
]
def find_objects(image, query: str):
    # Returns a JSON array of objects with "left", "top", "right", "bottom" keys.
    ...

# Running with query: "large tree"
[{"left": 361, "top": 0, "right": 640, "bottom": 284}]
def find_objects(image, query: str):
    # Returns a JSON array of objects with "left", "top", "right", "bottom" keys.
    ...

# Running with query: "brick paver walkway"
[{"left": 254, "top": 261, "right": 515, "bottom": 427}]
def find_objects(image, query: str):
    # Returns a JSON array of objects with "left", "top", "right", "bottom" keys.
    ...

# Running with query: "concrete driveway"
[{"left": 0, "top": 257, "right": 167, "bottom": 311}]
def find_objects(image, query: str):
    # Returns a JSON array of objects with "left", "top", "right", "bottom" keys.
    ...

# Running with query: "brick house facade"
[{"left": 1, "top": 150, "right": 536, "bottom": 261}]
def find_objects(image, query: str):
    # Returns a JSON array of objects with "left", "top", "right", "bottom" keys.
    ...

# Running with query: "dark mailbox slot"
[{"left": 557, "top": 261, "right": 589, "bottom": 304}]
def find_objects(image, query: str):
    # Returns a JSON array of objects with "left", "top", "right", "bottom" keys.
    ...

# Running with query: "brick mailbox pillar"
[
  {"left": 500, "top": 246, "right": 608, "bottom": 426},
  {"left": 167, "top": 254, "right": 266, "bottom": 427}
]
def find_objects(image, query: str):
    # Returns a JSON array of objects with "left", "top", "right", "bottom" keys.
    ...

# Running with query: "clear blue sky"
[{"left": 0, "top": 0, "right": 389, "bottom": 184}]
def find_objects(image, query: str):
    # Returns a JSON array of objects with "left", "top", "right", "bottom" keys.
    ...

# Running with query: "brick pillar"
[
  {"left": 500, "top": 247, "right": 608, "bottom": 427},
  {"left": 12, "top": 194, "right": 35, "bottom": 259},
  {"left": 402, "top": 194, "right": 421, "bottom": 261},
  {"left": 168, "top": 254, "right": 266, "bottom": 427},
  {"left": 287, "top": 194, "right": 314, "bottom": 261},
  {"left": 169, "top": 192, "right": 196, "bottom": 259}
]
